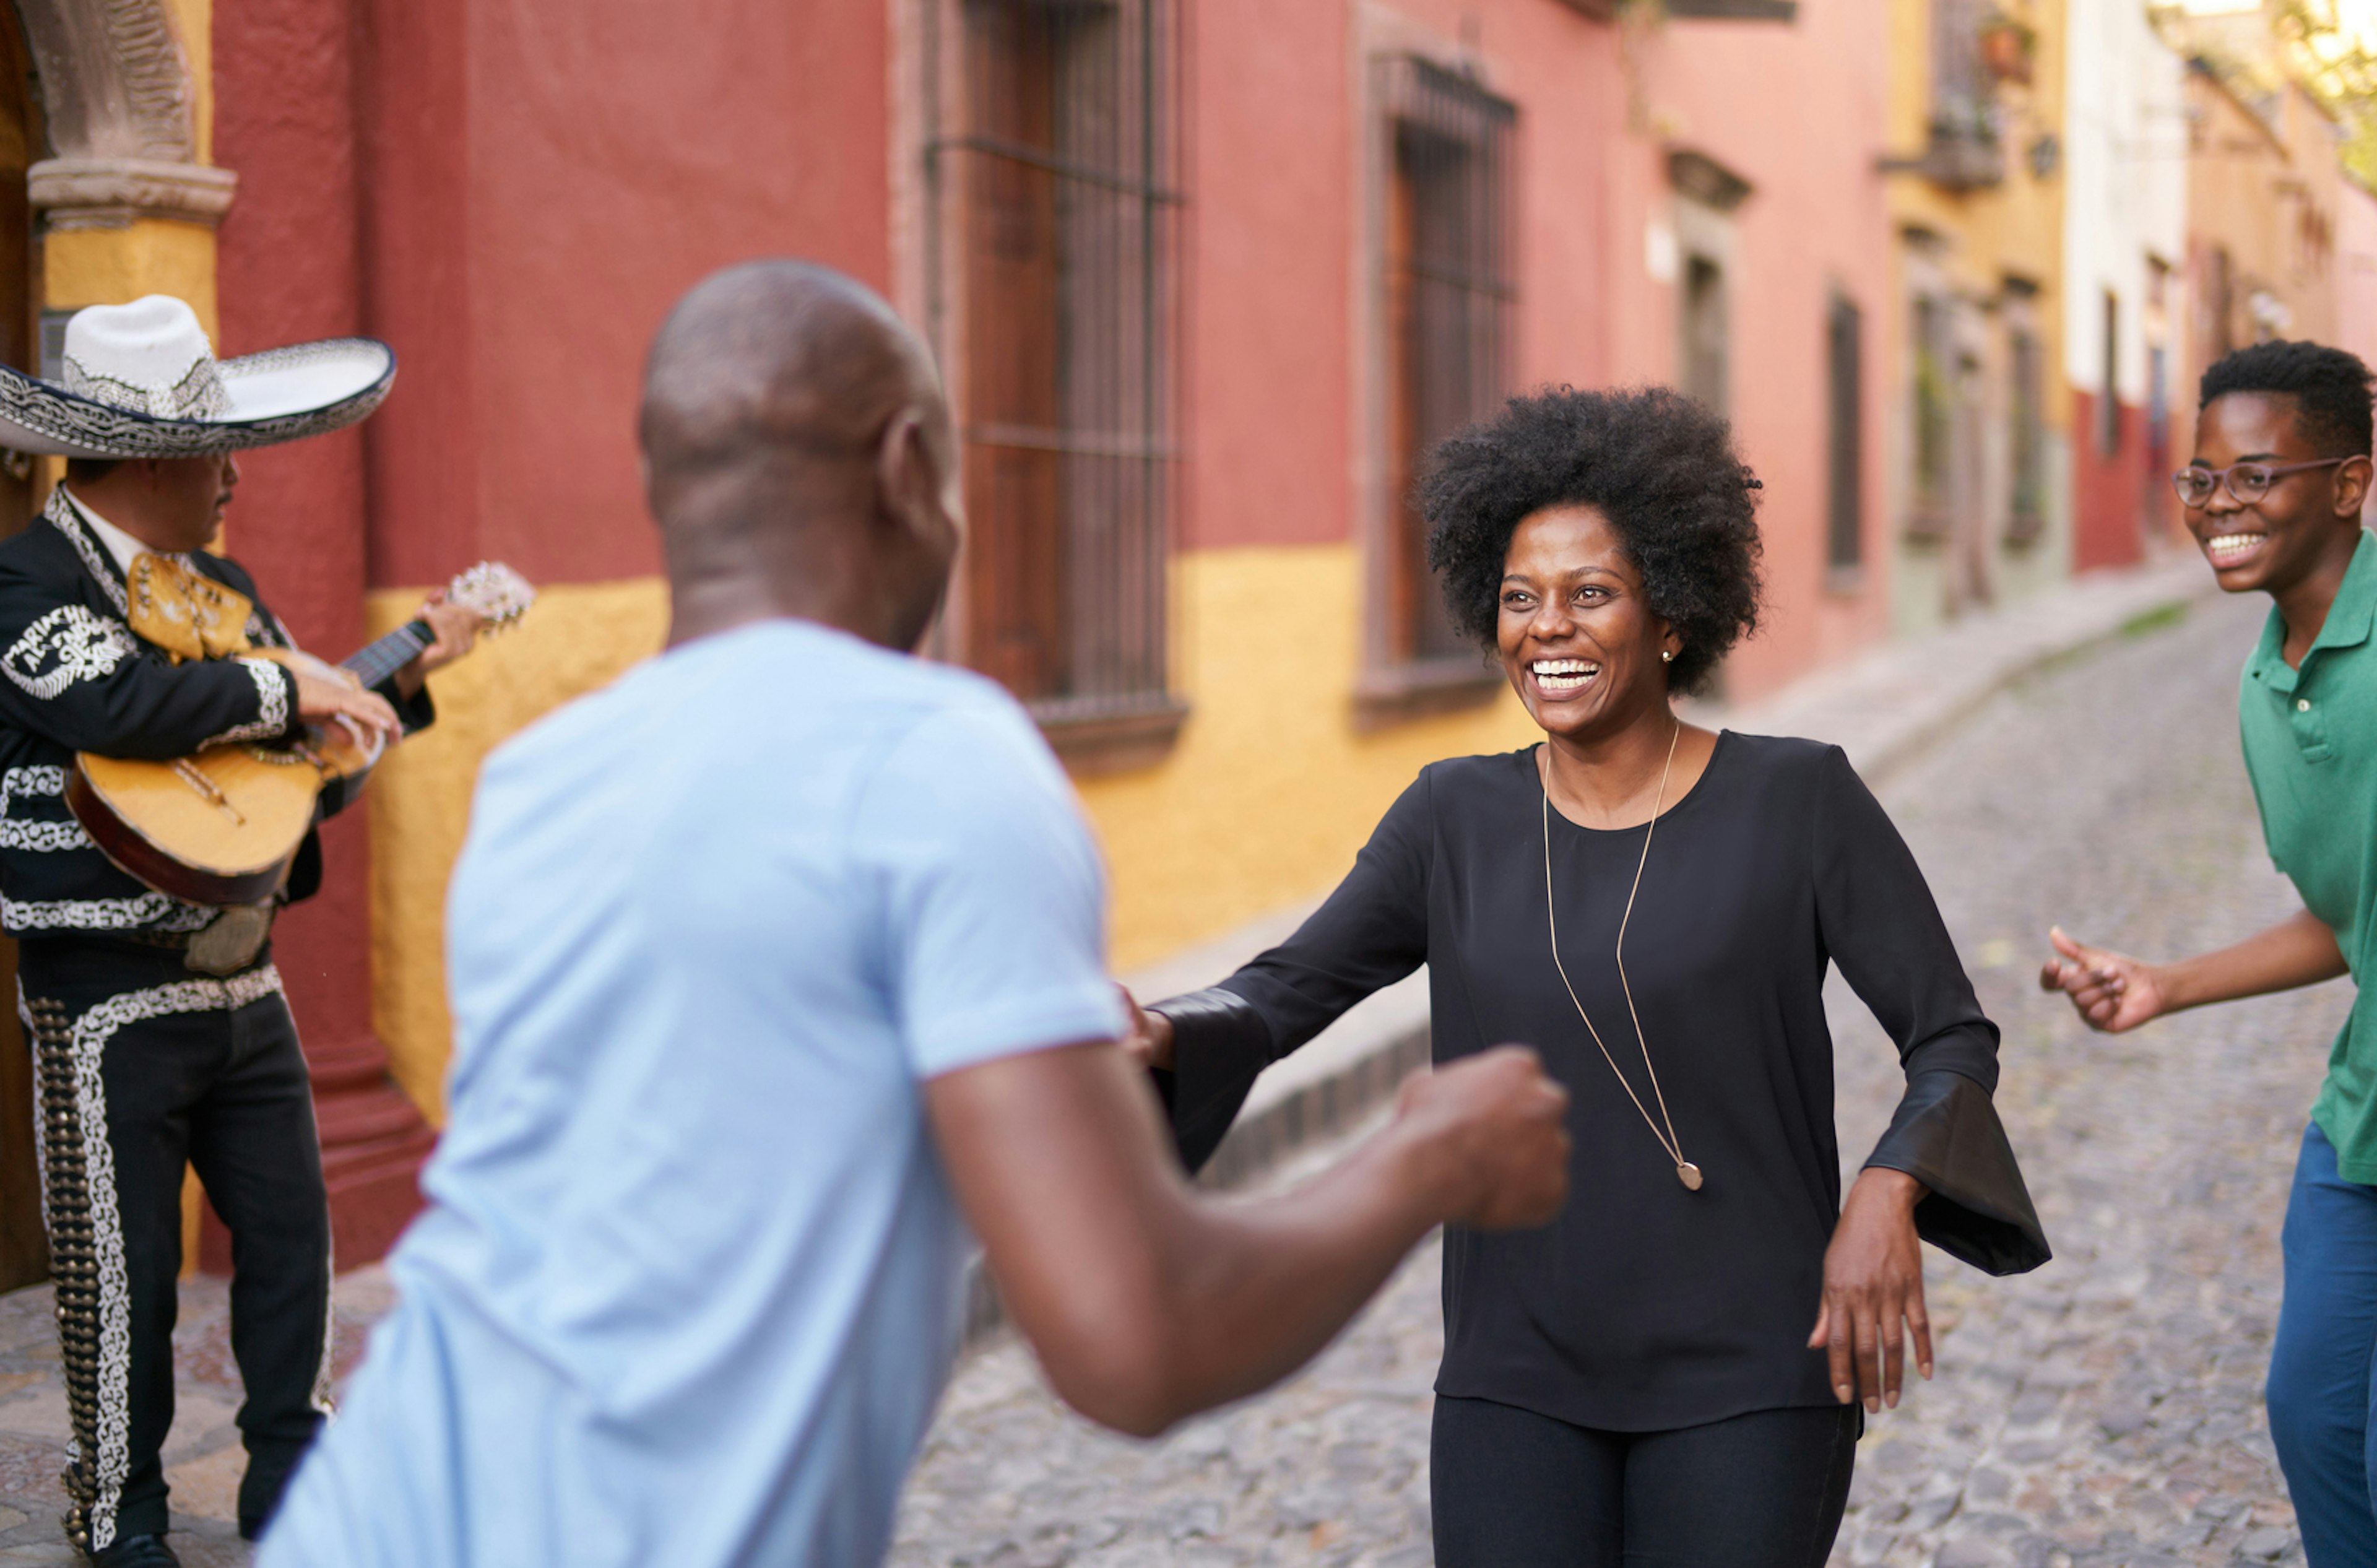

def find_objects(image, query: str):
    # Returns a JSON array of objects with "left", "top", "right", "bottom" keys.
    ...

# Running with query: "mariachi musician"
[{"left": 0, "top": 298, "right": 480, "bottom": 1567}]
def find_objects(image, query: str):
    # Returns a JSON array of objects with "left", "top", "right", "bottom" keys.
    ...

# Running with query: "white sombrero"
[{"left": 0, "top": 295, "right": 394, "bottom": 459}]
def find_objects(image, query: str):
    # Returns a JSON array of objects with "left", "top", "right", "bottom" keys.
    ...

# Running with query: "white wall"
[{"left": 2063, "top": 0, "right": 2190, "bottom": 405}]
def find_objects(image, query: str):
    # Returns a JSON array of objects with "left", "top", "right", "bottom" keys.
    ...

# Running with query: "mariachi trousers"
[{"left": 21, "top": 938, "right": 332, "bottom": 1554}]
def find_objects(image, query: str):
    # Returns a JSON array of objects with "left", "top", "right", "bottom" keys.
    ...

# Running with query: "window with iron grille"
[
  {"left": 1682, "top": 256, "right": 1730, "bottom": 417},
  {"left": 1909, "top": 293, "right": 1952, "bottom": 535},
  {"left": 924, "top": 0, "right": 1183, "bottom": 765},
  {"left": 1371, "top": 58, "right": 1514, "bottom": 705},
  {"left": 1825, "top": 293, "right": 1863, "bottom": 574},
  {"left": 2007, "top": 318, "right": 2045, "bottom": 543}
]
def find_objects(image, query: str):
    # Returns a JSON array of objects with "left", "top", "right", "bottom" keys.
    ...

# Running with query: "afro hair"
[
  {"left": 1418, "top": 385, "right": 1764, "bottom": 695},
  {"left": 2199, "top": 340, "right": 2376, "bottom": 457}
]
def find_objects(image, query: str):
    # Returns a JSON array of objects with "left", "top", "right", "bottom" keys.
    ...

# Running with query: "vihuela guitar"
[{"left": 66, "top": 561, "right": 535, "bottom": 906}]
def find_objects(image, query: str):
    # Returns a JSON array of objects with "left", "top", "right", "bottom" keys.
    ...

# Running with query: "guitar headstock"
[{"left": 445, "top": 562, "right": 537, "bottom": 632}]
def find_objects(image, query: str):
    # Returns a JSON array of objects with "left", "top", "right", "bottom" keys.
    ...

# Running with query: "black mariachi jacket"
[{"left": 0, "top": 487, "right": 430, "bottom": 940}]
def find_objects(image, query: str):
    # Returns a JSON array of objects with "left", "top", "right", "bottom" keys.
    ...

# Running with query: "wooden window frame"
[
  {"left": 922, "top": 0, "right": 1187, "bottom": 773},
  {"left": 1357, "top": 56, "right": 1516, "bottom": 730},
  {"left": 1824, "top": 292, "right": 1864, "bottom": 584}
]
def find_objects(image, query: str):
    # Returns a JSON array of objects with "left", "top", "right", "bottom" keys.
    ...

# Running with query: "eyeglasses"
[{"left": 2172, "top": 457, "right": 2348, "bottom": 508}]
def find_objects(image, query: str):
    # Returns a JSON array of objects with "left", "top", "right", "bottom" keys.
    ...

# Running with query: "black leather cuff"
[
  {"left": 1864, "top": 1068, "right": 2051, "bottom": 1276},
  {"left": 1146, "top": 985, "right": 1274, "bottom": 1175}
]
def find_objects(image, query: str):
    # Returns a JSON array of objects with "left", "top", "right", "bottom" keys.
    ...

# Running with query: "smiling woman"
[
  {"left": 1134, "top": 384, "right": 2050, "bottom": 1568},
  {"left": 1422, "top": 386, "right": 1762, "bottom": 697}
]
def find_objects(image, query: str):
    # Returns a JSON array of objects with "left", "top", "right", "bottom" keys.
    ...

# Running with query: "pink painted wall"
[
  {"left": 353, "top": 0, "right": 893, "bottom": 591},
  {"left": 1636, "top": 11, "right": 1895, "bottom": 696},
  {"left": 1193, "top": 0, "right": 1890, "bottom": 693},
  {"left": 334, "top": 0, "right": 1892, "bottom": 694},
  {"left": 2339, "top": 179, "right": 2377, "bottom": 383}
]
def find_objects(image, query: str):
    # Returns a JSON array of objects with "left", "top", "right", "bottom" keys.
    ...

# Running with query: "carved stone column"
[{"left": 12, "top": 0, "right": 238, "bottom": 230}]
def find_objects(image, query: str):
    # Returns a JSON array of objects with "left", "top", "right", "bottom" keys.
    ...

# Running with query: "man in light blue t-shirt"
[{"left": 257, "top": 261, "right": 1572, "bottom": 1567}]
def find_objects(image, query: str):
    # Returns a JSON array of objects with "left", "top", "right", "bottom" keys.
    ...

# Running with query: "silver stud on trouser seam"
[{"left": 28, "top": 996, "right": 99, "bottom": 1551}]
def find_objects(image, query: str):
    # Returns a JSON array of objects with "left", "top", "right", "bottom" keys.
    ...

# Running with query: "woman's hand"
[
  {"left": 1116, "top": 986, "right": 1175, "bottom": 1071},
  {"left": 1809, "top": 1166, "right": 1931, "bottom": 1412},
  {"left": 2037, "top": 926, "right": 2169, "bottom": 1034}
]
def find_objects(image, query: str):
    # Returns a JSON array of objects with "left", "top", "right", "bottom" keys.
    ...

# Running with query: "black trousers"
[
  {"left": 22, "top": 940, "right": 332, "bottom": 1553},
  {"left": 1431, "top": 1394, "right": 1860, "bottom": 1568}
]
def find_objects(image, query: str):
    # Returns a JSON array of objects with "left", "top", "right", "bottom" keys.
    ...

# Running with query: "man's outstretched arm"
[
  {"left": 2038, "top": 910, "right": 2348, "bottom": 1033},
  {"left": 927, "top": 1041, "right": 1568, "bottom": 1438}
]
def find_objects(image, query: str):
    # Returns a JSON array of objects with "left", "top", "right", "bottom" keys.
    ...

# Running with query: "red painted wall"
[
  {"left": 2071, "top": 392, "right": 2150, "bottom": 570},
  {"left": 1182, "top": 0, "right": 1353, "bottom": 551},
  {"left": 215, "top": 0, "right": 436, "bottom": 1267},
  {"left": 1639, "top": 12, "right": 1895, "bottom": 696},
  {"left": 214, "top": 0, "right": 373, "bottom": 1084},
  {"left": 353, "top": 0, "right": 893, "bottom": 591}
]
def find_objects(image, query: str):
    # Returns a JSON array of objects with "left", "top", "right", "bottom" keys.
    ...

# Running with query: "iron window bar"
[
  {"left": 929, "top": 133, "right": 1183, "bottom": 203},
  {"left": 964, "top": 423, "right": 1180, "bottom": 460}
]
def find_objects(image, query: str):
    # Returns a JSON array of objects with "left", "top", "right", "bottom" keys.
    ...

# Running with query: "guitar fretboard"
[{"left": 341, "top": 621, "right": 433, "bottom": 693}]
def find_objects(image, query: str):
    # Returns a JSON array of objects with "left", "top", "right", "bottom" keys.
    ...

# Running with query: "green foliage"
[{"left": 2277, "top": 0, "right": 2377, "bottom": 191}]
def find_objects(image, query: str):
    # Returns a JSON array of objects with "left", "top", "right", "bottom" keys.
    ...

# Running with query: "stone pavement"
[
  {"left": 0, "top": 567, "right": 2308, "bottom": 1568},
  {"left": 0, "top": 1266, "right": 392, "bottom": 1564},
  {"left": 889, "top": 586, "right": 2331, "bottom": 1567}
]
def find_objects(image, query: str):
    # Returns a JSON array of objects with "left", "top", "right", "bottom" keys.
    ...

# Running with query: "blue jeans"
[{"left": 2271, "top": 1121, "right": 2377, "bottom": 1568}]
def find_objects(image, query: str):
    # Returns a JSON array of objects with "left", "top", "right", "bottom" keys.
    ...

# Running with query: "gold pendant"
[{"left": 1676, "top": 1161, "right": 1704, "bottom": 1192}]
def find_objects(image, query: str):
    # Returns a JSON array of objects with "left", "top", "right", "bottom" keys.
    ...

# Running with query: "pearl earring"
[{"left": 1660, "top": 651, "right": 1674, "bottom": 663}]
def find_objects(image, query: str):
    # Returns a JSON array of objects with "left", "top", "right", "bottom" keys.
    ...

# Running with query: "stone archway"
[{"left": 13, "top": 0, "right": 234, "bottom": 229}]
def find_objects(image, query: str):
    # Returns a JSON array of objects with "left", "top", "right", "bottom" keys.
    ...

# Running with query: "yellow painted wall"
[
  {"left": 364, "top": 544, "right": 1544, "bottom": 1114},
  {"left": 163, "top": 0, "right": 212, "bottom": 163},
  {"left": 1882, "top": 0, "right": 2072, "bottom": 635},
  {"left": 365, "top": 579, "right": 670, "bottom": 1120},
  {"left": 1081, "top": 544, "right": 1541, "bottom": 971},
  {"left": 42, "top": 220, "right": 219, "bottom": 336},
  {"left": 1885, "top": 0, "right": 2067, "bottom": 363}
]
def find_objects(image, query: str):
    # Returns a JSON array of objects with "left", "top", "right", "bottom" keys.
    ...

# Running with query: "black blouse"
[{"left": 1151, "top": 732, "right": 2050, "bottom": 1433}]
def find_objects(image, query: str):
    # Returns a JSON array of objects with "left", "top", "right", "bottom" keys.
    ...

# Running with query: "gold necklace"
[{"left": 1539, "top": 724, "right": 1703, "bottom": 1192}]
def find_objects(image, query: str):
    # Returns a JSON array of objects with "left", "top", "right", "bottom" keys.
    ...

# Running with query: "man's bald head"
[
  {"left": 641, "top": 260, "right": 951, "bottom": 524},
  {"left": 643, "top": 261, "right": 963, "bottom": 653}
]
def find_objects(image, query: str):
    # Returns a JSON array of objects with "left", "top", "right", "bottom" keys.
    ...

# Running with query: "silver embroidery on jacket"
[
  {"left": 43, "top": 489, "right": 128, "bottom": 615},
  {"left": 2, "top": 607, "right": 139, "bottom": 702},
  {"left": 198, "top": 659, "right": 290, "bottom": 748},
  {"left": 2, "top": 892, "right": 212, "bottom": 933},
  {"left": 0, "top": 765, "right": 85, "bottom": 851}
]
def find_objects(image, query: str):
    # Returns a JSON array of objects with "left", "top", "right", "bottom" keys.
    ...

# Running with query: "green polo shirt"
[{"left": 2241, "top": 529, "right": 2377, "bottom": 1183}]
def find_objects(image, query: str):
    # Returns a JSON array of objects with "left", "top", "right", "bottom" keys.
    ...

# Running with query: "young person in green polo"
[{"left": 2043, "top": 340, "right": 2377, "bottom": 1567}]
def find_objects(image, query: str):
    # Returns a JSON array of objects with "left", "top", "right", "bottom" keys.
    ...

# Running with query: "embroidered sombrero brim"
[{"left": 0, "top": 339, "right": 395, "bottom": 459}]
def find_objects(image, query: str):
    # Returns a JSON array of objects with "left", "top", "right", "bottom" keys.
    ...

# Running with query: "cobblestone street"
[
  {"left": 890, "top": 587, "right": 2340, "bottom": 1568},
  {"left": 0, "top": 589, "right": 2332, "bottom": 1567}
]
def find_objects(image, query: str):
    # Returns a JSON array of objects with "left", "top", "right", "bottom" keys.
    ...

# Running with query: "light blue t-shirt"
[{"left": 261, "top": 620, "right": 1126, "bottom": 1568}]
